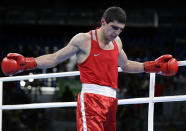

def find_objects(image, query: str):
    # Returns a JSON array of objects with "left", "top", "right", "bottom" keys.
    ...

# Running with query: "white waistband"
[{"left": 81, "top": 84, "right": 116, "bottom": 98}]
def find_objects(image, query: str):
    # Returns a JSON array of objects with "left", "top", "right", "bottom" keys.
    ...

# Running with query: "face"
[{"left": 101, "top": 19, "right": 125, "bottom": 41}]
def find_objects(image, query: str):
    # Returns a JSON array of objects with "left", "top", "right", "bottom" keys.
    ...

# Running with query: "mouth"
[{"left": 111, "top": 35, "right": 117, "bottom": 39}]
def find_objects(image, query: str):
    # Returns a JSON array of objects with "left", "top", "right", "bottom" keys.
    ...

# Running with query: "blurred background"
[{"left": 0, "top": 0, "right": 186, "bottom": 131}]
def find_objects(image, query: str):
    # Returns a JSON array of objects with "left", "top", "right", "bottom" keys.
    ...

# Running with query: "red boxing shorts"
[{"left": 76, "top": 84, "right": 118, "bottom": 131}]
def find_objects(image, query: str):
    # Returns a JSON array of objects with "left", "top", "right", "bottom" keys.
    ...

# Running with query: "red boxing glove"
[
  {"left": 144, "top": 55, "right": 178, "bottom": 76},
  {"left": 1, "top": 53, "right": 37, "bottom": 75}
]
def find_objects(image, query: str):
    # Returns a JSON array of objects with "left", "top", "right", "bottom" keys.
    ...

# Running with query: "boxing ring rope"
[{"left": 0, "top": 60, "right": 186, "bottom": 131}]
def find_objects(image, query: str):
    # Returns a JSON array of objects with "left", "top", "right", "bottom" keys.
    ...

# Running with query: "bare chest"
[{"left": 98, "top": 41, "right": 114, "bottom": 50}]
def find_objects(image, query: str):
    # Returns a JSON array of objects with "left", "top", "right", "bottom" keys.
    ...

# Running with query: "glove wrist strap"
[
  {"left": 25, "top": 57, "right": 37, "bottom": 70},
  {"left": 144, "top": 61, "right": 158, "bottom": 73}
]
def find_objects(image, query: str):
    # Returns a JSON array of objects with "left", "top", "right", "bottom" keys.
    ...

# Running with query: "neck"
[{"left": 97, "top": 27, "right": 110, "bottom": 45}]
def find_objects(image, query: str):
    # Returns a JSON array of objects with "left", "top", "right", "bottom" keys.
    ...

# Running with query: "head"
[{"left": 101, "top": 6, "right": 127, "bottom": 41}]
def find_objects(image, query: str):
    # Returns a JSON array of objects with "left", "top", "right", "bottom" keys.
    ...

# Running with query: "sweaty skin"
[{"left": 35, "top": 20, "right": 144, "bottom": 73}]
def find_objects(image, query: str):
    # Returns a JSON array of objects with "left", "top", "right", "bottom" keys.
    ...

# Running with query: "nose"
[{"left": 115, "top": 29, "right": 122, "bottom": 35}]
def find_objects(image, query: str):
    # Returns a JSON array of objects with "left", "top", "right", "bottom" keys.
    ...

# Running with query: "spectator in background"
[
  {"left": 1, "top": 6, "right": 178, "bottom": 131},
  {"left": 60, "top": 85, "right": 74, "bottom": 102}
]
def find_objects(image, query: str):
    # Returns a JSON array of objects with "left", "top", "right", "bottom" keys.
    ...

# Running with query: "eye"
[
  {"left": 111, "top": 25, "right": 119, "bottom": 30},
  {"left": 111, "top": 25, "right": 123, "bottom": 32}
]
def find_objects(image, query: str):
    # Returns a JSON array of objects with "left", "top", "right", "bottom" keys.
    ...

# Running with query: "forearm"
[
  {"left": 121, "top": 60, "right": 144, "bottom": 73},
  {"left": 35, "top": 54, "right": 58, "bottom": 69}
]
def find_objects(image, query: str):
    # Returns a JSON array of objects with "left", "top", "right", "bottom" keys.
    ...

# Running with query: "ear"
[{"left": 101, "top": 18, "right": 106, "bottom": 26}]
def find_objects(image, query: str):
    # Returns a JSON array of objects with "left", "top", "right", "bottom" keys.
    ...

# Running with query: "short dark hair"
[{"left": 102, "top": 6, "right": 127, "bottom": 24}]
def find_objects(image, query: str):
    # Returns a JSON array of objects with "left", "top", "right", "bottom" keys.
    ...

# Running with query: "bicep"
[
  {"left": 118, "top": 50, "right": 144, "bottom": 73},
  {"left": 54, "top": 44, "right": 78, "bottom": 63},
  {"left": 118, "top": 49, "right": 129, "bottom": 69},
  {"left": 54, "top": 33, "right": 89, "bottom": 64},
  {"left": 116, "top": 38, "right": 144, "bottom": 73},
  {"left": 35, "top": 35, "right": 80, "bottom": 69},
  {"left": 116, "top": 37, "right": 129, "bottom": 69},
  {"left": 54, "top": 36, "right": 80, "bottom": 64}
]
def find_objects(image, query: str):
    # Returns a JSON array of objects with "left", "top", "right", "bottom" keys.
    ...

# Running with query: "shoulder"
[
  {"left": 69, "top": 32, "right": 91, "bottom": 52},
  {"left": 114, "top": 36, "right": 123, "bottom": 51},
  {"left": 70, "top": 32, "right": 91, "bottom": 45}
]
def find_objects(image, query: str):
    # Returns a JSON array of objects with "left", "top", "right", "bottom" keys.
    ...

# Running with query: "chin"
[{"left": 111, "top": 37, "right": 116, "bottom": 41}]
